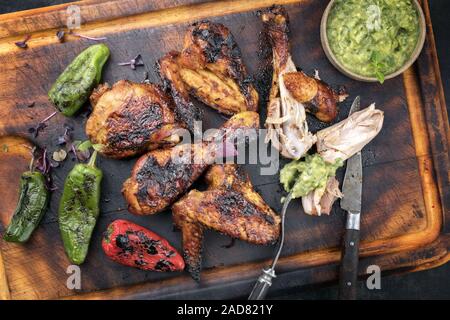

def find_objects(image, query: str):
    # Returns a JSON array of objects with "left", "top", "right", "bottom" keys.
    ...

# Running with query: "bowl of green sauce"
[{"left": 321, "top": 0, "right": 426, "bottom": 83}]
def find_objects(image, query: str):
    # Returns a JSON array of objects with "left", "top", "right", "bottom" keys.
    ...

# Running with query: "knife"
[{"left": 338, "top": 96, "right": 363, "bottom": 300}]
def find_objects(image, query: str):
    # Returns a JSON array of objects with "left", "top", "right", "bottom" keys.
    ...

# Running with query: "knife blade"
[{"left": 338, "top": 96, "right": 363, "bottom": 300}]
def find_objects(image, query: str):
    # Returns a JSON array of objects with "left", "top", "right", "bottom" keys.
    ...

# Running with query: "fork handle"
[{"left": 248, "top": 268, "right": 275, "bottom": 300}]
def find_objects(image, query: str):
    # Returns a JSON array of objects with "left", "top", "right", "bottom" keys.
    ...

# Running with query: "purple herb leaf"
[
  {"left": 33, "top": 148, "right": 50, "bottom": 175},
  {"left": 118, "top": 54, "right": 144, "bottom": 70},
  {"left": 56, "top": 30, "right": 65, "bottom": 42},
  {"left": 57, "top": 127, "right": 73, "bottom": 145},
  {"left": 30, "top": 111, "right": 57, "bottom": 138},
  {"left": 69, "top": 141, "right": 91, "bottom": 162},
  {"left": 77, "top": 149, "right": 91, "bottom": 162},
  {"left": 15, "top": 35, "right": 31, "bottom": 49}
]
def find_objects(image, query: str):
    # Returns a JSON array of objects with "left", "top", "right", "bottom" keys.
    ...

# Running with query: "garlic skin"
[
  {"left": 302, "top": 104, "right": 384, "bottom": 216},
  {"left": 265, "top": 56, "right": 316, "bottom": 160},
  {"left": 316, "top": 104, "right": 384, "bottom": 163},
  {"left": 302, "top": 176, "right": 343, "bottom": 216}
]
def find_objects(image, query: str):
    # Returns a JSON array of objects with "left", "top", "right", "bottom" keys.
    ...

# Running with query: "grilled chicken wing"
[
  {"left": 261, "top": 6, "right": 347, "bottom": 159},
  {"left": 158, "top": 52, "right": 203, "bottom": 134},
  {"left": 158, "top": 21, "right": 258, "bottom": 118},
  {"left": 122, "top": 111, "right": 259, "bottom": 215},
  {"left": 172, "top": 164, "right": 280, "bottom": 280},
  {"left": 86, "top": 80, "right": 183, "bottom": 158}
]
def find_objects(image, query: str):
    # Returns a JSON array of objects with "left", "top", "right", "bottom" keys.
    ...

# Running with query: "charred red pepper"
[{"left": 102, "top": 219, "right": 185, "bottom": 271}]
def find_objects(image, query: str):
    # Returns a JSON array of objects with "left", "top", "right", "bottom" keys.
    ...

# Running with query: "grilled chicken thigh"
[
  {"left": 172, "top": 164, "right": 280, "bottom": 280},
  {"left": 86, "top": 80, "right": 183, "bottom": 158},
  {"left": 158, "top": 21, "right": 258, "bottom": 119},
  {"left": 122, "top": 111, "right": 259, "bottom": 215},
  {"left": 261, "top": 6, "right": 347, "bottom": 159}
]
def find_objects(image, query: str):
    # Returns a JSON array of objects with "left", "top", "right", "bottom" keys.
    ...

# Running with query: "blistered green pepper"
[
  {"left": 59, "top": 151, "right": 102, "bottom": 264},
  {"left": 48, "top": 43, "right": 110, "bottom": 116},
  {"left": 3, "top": 171, "right": 49, "bottom": 243}
]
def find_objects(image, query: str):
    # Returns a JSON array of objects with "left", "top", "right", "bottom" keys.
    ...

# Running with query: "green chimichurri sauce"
[
  {"left": 280, "top": 154, "right": 343, "bottom": 199},
  {"left": 327, "top": 0, "right": 420, "bottom": 83}
]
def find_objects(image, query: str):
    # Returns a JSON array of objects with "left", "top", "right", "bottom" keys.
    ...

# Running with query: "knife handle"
[{"left": 338, "top": 228, "right": 360, "bottom": 300}]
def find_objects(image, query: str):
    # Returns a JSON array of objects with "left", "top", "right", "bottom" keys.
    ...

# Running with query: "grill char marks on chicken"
[
  {"left": 86, "top": 80, "right": 183, "bottom": 158},
  {"left": 158, "top": 21, "right": 258, "bottom": 118},
  {"left": 122, "top": 111, "right": 259, "bottom": 215},
  {"left": 172, "top": 164, "right": 280, "bottom": 281},
  {"left": 158, "top": 52, "right": 203, "bottom": 134}
]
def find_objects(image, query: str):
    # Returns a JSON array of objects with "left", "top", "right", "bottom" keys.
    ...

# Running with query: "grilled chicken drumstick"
[
  {"left": 86, "top": 80, "right": 183, "bottom": 158},
  {"left": 158, "top": 21, "right": 258, "bottom": 121},
  {"left": 172, "top": 164, "right": 280, "bottom": 280},
  {"left": 261, "top": 6, "right": 347, "bottom": 159},
  {"left": 283, "top": 71, "right": 348, "bottom": 122},
  {"left": 122, "top": 111, "right": 259, "bottom": 215}
]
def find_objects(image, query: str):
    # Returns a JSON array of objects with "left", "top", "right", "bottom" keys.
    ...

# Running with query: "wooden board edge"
[
  {"left": 0, "top": 0, "right": 306, "bottom": 55},
  {"left": 0, "top": 0, "right": 208, "bottom": 39},
  {"left": 0, "top": 0, "right": 302, "bottom": 41},
  {"left": 406, "top": 234, "right": 450, "bottom": 273},
  {"left": 422, "top": 0, "right": 450, "bottom": 142},
  {"left": 419, "top": 0, "right": 450, "bottom": 232},
  {"left": 62, "top": 233, "right": 450, "bottom": 300},
  {"left": 0, "top": 250, "right": 11, "bottom": 300}
]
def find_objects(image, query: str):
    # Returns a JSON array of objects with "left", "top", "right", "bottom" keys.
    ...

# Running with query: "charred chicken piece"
[
  {"left": 158, "top": 21, "right": 258, "bottom": 118},
  {"left": 283, "top": 71, "right": 348, "bottom": 123},
  {"left": 86, "top": 80, "right": 183, "bottom": 158},
  {"left": 172, "top": 164, "right": 280, "bottom": 280},
  {"left": 260, "top": 6, "right": 347, "bottom": 159},
  {"left": 158, "top": 52, "right": 203, "bottom": 134},
  {"left": 261, "top": 6, "right": 316, "bottom": 159},
  {"left": 122, "top": 111, "right": 259, "bottom": 215}
]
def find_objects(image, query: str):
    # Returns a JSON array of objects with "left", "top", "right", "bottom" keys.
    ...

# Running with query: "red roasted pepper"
[{"left": 102, "top": 219, "right": 185, "bottom": 271}]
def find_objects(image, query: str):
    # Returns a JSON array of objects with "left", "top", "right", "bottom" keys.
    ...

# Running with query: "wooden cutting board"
[{"left": 0, "top": 0, "right": 448, "bottom": 300}]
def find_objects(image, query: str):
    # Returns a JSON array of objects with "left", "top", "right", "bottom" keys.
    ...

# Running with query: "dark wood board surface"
[{"left": 0, "top": 0, "right": 448, "bottom": 299}]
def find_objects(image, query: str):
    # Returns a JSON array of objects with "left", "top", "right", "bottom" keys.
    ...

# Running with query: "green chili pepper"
[
  {"left": 3, "top": 171, "right": 49, "bottom": 243},
  {"left": 48, "top": 43, "right": 110, "bottom": 116},
  {"left": 59, "top": 151, "right": 102, "bottom": 264}
]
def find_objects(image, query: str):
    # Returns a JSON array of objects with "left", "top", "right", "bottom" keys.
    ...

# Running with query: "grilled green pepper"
[
  {"left": 48, "top": 43, "right": 110, "bottom": 116},
  {"left": 3, "top": 171, "right": 49, "bottom": 243},
  {"left": 59, "top": 151, "right": 102, "bottom": 264}
]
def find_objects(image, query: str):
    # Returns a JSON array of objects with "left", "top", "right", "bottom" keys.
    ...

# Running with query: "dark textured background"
[{"left": 1, "top": 0, "right": 449, "bottom": 299}]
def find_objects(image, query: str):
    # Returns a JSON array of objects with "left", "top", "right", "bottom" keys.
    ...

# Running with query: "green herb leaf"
[
  {"left": 92, "top": 143, "right": 104, "bottom": 152},
  {"left": 76, "top": 140, "right": 92, "bottom": 152},
  {"left": 370, "top": 51, "right": 386, "bottom": 84},
  {"left": 375, "top": 70, "right": 385, "bottom": 84}
]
